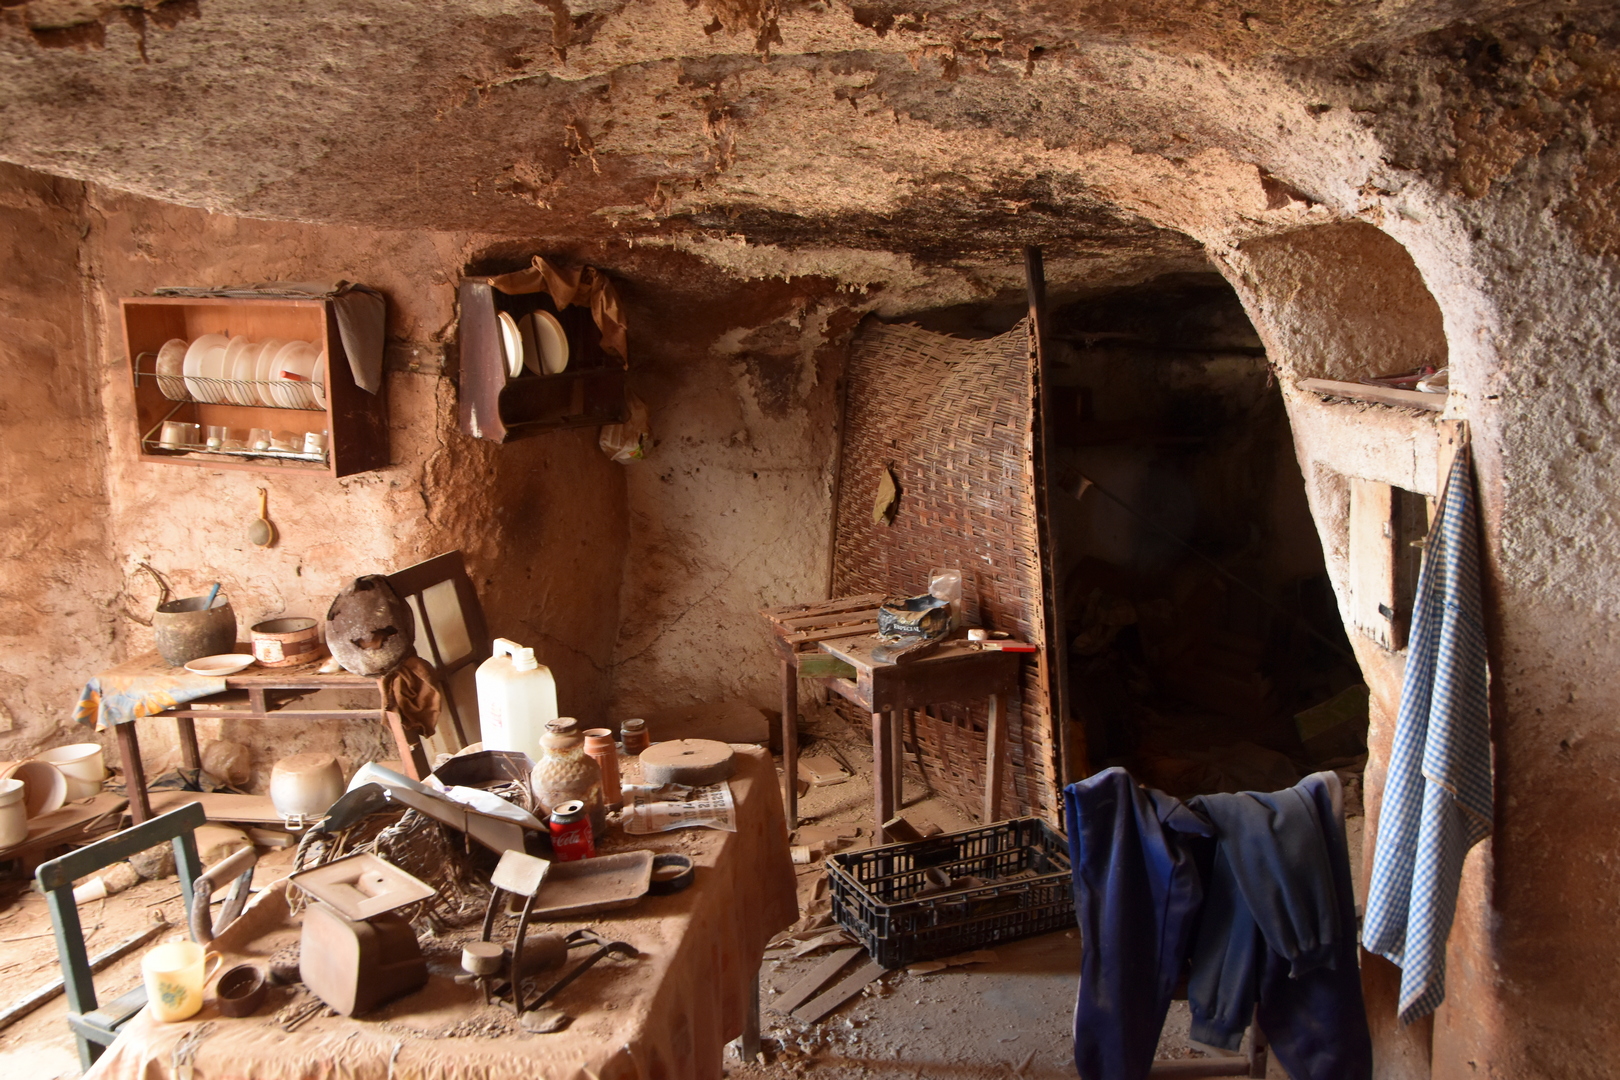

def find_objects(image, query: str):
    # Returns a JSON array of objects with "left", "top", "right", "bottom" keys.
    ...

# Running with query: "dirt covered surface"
[
  {"left": 0, "top": 841, "right": 303, "bottom": 1079},
  {"left": 740, "top": 703, "right": 1287, "bottom": 1080}
]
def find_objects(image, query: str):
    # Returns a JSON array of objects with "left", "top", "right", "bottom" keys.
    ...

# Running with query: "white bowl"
[
  {"left": 37, "top": 743, "right": 105, "bottom": 800},
  {"left": 0, "top": 779, "right": 25, "bottom": 848},
  {"left": 184, "top": 653, "right": 256, "bottom": 677}
]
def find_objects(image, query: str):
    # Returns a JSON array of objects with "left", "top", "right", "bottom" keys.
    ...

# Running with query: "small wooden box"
[
  {"left": 121, "top": 296, "right": 389, "bottom": 478},
  {"left": 457, "top": 279, "right": 628, "bottom": 443}
]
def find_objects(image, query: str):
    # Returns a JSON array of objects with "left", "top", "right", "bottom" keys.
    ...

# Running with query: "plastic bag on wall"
[{"left": 600, "top": 393, "right": 651, "bottom": 463}]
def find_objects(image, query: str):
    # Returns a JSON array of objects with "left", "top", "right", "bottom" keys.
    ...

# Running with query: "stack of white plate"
[{"left": 176, "top": 335, "right": 327, "bottom": 409}]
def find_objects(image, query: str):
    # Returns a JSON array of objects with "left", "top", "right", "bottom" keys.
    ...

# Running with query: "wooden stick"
[
  {"left": 984, "top": 692, "right": 1005, "bottom": 825},
  {"left": 1298, "top": 377, "right": 1444, "bottom": 412},
  {"left": 792, "top": 958, "right": 885, "bottom": 1023},
  {"left": 773, "top": 945, "right": 860, "bottom": 1014},
  {"left": 0, "top": 922, "right": 167, "bottom": 1033}
]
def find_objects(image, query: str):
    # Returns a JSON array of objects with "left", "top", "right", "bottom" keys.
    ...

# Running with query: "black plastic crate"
[{"left": 826, "top": 817, "right": 1074, "bottom": 969}]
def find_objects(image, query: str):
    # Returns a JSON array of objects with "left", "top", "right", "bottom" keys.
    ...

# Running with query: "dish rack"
[
  {"left": 826, "top": 816, "right": 1074, "bottom": 968},
  {"left": 122, "top": 296, "right": 388, "bottom": 478}
]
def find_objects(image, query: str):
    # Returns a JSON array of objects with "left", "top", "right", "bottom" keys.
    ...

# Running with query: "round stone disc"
[{"left": 639, "top": 739, "right": 736, "bottom": 787}]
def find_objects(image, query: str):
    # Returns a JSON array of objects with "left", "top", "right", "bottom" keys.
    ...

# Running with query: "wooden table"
[
  {"left": 819, "top": 635, "right": 1024, "bottom": 842},
  {"left": 761, "top": 596, "right": 1026, "bottom": 839},
  {"left": 82, "top": 749, "right": 798, "bottom": 1080},
  {"left": 94, "top": 648, "right": 432, "bottom": 824}
]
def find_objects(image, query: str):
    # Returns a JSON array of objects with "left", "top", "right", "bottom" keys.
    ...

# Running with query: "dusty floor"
[{"left": 0, "top": 704, "right": 1296, "bottom": 1078}]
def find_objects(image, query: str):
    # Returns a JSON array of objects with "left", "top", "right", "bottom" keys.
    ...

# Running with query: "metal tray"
[{"left": 528, "top": 850, "right": 654, "bottom": 920}]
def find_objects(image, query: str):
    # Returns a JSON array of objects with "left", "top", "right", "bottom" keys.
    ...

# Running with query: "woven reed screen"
[{"left": 830, "top": 319, "right": 1059, "bottom": 823}]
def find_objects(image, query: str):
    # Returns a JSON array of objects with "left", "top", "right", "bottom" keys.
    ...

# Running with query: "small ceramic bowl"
[{"left": 214, "top": 963, "right": 267, "bottom": 1017}]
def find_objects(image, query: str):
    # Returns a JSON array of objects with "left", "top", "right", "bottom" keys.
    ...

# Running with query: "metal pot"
[{"left": 153, "top": 595, "right": 237, "bottom": 667}]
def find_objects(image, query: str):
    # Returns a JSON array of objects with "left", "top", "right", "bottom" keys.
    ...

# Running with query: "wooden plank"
[
  {"left": 0, "top": 793, "right": 127, "bottom": 861},
  {"left": 872, "top": 712, "right": 894, "bottom": 843},
  {"left": 145, "top": 791, "right": 284, "bottom": 824},
  {"left": 777, "top": 609, "right": 881, "bottom": 632},
  {"left": 773, "top": 946, "right": 861, "bottom": 1015},
  {"left": 793, "top": 958, "right": 885, "bottom": 1023},
  {"left": 1298, "top": 378, "right": 1445, "bottom": 412},
  {"left": 794, "top": 655, "right": 858, "bottom": 680},
  {"left": 760, "top": 593, "right": 886, "bottom": 622},
  {"left": 1348, "top": 478, "right": 1398, "bottom": 648},
  {"left": 785, "top": 622, "right": 879, "bottom": 645}
]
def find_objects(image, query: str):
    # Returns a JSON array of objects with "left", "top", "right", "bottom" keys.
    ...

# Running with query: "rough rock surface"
[{"left": 4, "top": 1, "right": 1620, "bottom": 1077}]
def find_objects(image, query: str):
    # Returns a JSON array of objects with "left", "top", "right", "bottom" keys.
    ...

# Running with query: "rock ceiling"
[{"left": 0, "top": 0, "right": 1610, "bottom": 285}]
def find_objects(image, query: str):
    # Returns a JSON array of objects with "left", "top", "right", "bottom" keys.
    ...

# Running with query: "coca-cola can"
[{"left": 549, "top": 800, "right": 595, "bottom": 861}]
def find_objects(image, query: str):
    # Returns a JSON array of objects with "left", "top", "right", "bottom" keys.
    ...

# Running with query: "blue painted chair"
[{"left": 35, "top": 802, "right": 206, "bottom": 1070}]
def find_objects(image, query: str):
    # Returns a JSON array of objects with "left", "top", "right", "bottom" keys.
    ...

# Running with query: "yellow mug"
[{"left": 141, "top": 941, "right": 222, "bottom": 1022}]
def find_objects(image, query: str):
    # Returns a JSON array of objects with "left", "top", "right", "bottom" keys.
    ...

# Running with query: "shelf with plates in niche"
[
  {"left": 123, "top": 296, "right": 388, "bottom": 478},
  {"left": 458, "top": 276, "right": 628, "bottom": 443}
]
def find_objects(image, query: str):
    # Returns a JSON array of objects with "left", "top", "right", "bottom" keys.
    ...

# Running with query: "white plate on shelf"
[
  {"left": 206, "top": 336, "right": 245, "bottom": 403},
  {"left": 182, "top": 334, "right": 228, "bottom": 402},
  {"left": 533, "top": 310, "right": 569, "bottom": 375},
  {"left": 497, "top": 311, "right": 523, "bottom": 378},
  {"left": 271, "top": 341, "right": 320, "bottom": 409},
  {"left": 312, "top": 348, "right": 328, "bottom": 409},
  {"left": 223, "top": 338, "right": 260, "bottom": 405},
  {"left": 155, "top": 338, "right": 190, "bottom": 400},
  {"left": 252, "top": 338, "right": 286, "bottom": 406},
  {"left": 518, "top": 314, "right": 540, "bottom": 375}
]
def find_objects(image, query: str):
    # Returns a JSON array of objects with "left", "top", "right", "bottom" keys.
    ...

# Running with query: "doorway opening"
[{"left": 1044, "top": 274, "right": 1364, "bottom": 796}]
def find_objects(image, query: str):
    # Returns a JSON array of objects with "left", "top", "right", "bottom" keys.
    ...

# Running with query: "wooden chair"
[
  {"left": 387, "top": 549, "right": 491, "bottom": 749},
  {"left": 36, "top": 803, "right": 206, "bottom": 1070}
]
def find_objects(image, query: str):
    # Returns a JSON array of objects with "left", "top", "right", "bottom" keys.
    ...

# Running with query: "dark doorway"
[{"left": 1043, "top": 274, "right": 1363, "bottom": 795}]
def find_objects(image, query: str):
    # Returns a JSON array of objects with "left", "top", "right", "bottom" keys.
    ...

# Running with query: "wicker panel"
[{"left": 831, "top": 320, "right": 1058, "bottom": 823}]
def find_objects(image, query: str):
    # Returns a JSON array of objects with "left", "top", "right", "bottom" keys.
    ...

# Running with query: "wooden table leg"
[
  {"left": 740, "top": 965, "right": 762, "bottom": 1061},
  {"left": 114, "top": 722, "right": 151, "bottom": 824},
  {"left": 983, "top": 693, "right": 1005, "bottom": 826},
  {"left": 891, "top": 708, "right": 905, "bottom": 810},
  {"left": 781, "top": 656, "right": 798, "bottom": 830},
  {"left": 873, "top": 710, "right": 894, "bottom": 843},
  {"left": 384, "top": 711, "right": 431, "bottom": 781},
  {"left": 176, "top": 717, "right": 202, "bottom": 772}
]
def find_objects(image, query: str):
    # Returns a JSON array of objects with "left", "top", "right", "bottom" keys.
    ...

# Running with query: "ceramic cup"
[
  {"left": 159, "top": 421, "right": 199, "bottom": 449},
  {"left": 0, "top": 779, "right": 26, "bottom": 848},
  {"left": 142, "top": 941, "right": 222, "bottom": 1022},
  {"left": 302, "top": 430, "right": 327, "bottom": 454}
]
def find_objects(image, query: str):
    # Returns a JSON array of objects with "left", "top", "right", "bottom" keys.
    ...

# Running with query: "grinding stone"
[{"left": 639, "top": 739, "right": 735, "bottom": 787}]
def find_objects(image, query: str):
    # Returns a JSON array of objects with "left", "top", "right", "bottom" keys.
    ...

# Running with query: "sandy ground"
[{"left": 0, "top": 703, "right": 1294, "bottom": 1078}]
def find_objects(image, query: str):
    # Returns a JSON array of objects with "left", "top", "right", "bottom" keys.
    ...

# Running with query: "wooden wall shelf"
[
  {"left": 122, "top": 296, "right": 389, "bottom": 478},
  {"left": 457, "top": 279, "right": 628, "bottom": 443}
]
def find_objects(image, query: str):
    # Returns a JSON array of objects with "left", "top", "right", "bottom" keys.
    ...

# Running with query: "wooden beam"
[
  {"left": 792, "top": 958, "right": 885, "bottom": 1023},
  {"left": 1298, "top": 378, "right": 1445, "bottom": 412}
]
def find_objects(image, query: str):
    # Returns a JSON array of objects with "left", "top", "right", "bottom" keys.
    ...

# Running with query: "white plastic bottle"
[{"left": 474, "top": 638, "right": 559, "bottom": 756}]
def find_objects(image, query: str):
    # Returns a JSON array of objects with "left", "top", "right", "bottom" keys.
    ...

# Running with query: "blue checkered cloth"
[{"left": 1363, "top": 447, "right": 1493, "bottom": 1024}]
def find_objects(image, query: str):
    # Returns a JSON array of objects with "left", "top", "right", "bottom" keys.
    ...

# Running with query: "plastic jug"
[{"left": 475, "top": 639, "right": 559, "bottom": 755}]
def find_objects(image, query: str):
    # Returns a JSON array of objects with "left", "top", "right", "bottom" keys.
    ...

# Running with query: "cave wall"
[{"left": 0, "top": 165, "right": 120, "bottom": 761}]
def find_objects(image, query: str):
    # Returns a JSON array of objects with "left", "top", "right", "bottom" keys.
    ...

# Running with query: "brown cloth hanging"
[
  {"left": 383, "top": 656, "right": 443, "bottom": 740},
  {"left": 486, "top": 256, "right": 628, "bottom": 361}
]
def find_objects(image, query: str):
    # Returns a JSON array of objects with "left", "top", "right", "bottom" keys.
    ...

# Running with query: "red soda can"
[{"left": 549, "top": 800, "right": 595, "bottom": 861}]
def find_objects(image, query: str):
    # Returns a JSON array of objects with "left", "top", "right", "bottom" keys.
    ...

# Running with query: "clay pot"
[
  {"left": 214, "top": 964, "right": 267, "bottom": 1017},
  {"left": 325, "top": 576, "right": 415, "bottom": 675},
  {"left": 153, "top": 595, "right": 237, "bottom": 667}
]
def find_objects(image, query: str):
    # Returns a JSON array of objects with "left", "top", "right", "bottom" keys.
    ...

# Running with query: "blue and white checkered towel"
[{"left": 1363, "top": 446, "right": 1493, "bottom": 1024}]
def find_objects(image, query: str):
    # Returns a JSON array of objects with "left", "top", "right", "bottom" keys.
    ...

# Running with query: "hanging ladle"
[{"left": 248, "top": 488, "right": 276, "bottom": 548}]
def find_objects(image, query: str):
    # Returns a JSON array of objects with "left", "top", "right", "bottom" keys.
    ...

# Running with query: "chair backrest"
[
  {"left": 35, "top": 801, "right": 206, "bottom": 1069},
  {"left": 387, "top": 549, "right": 490, "bottom": 747}
]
